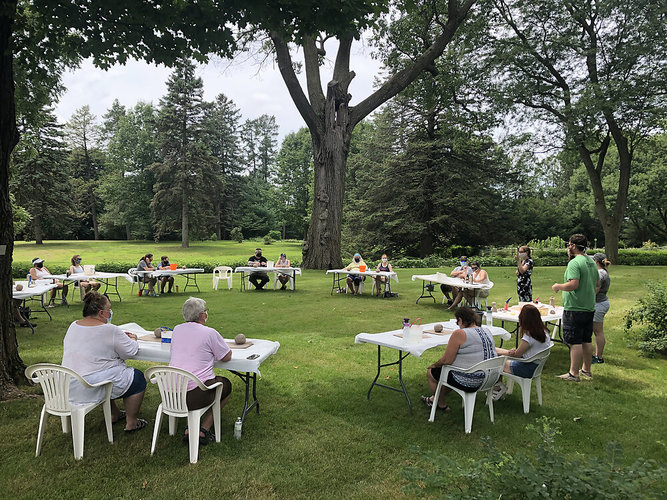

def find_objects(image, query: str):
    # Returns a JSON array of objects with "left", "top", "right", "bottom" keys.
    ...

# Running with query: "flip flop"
[
  {"left": 420, "top": 395, "right": 450, "bottom": 412},
  {"left": 125, "top": 418, "right": 147, "bottom": 433},
  {"left": 112, "top": 410, "right": 126, "bottom": 424}
]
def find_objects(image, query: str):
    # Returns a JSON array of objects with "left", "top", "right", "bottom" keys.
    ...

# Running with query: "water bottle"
[
  {"left": 234, "top": 417, "right": 243, "bottom": 440},
  {"left": 402, "top": 318, "right": 410, "bottom": 341},
  {"left": 486, "top": 306, "right": 493, "bottom": 327}
]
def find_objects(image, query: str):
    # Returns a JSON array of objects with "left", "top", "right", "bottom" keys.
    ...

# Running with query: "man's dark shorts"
[{"left": 562, "top": 310, "right": 594, "bottom": 345}]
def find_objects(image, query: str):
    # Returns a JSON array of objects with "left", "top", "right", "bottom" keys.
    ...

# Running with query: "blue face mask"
[
  {"left": 107, "top": 310, "right": 113, "bottom": 324},
  {"left": 460, "top": 261, "right": 467, "bottom": 267}
]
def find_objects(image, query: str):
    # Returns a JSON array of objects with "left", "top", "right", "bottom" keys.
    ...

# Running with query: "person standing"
[
  {"left": 515, "top": 245, "right": 534, "bottom": 302},
  {"left": 248, "top": 248, "right": 269, "bottom": 290},
  {"left": 592, "top": 253, "right": 611, "bottom": 364},
  {"left": 551, "top": 234, "right": 600, "bottom": 382}
]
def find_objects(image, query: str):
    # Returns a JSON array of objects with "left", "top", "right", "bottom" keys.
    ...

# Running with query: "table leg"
[
  {"left": 416, "top": 281, "right": 436, "bottom": 304},
  {"left": 366, "top": 345, "right": 413, "bottom": 412},
  {"left": 229, "top": 371, "right": 259, "bottom": 424},
  {"left": 100, "top": 277, "right": 122, "bottom": 302}
]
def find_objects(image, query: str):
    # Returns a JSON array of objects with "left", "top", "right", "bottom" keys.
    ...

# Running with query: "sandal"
[
  {"left": 580, "top": 369, "right": 593, "bottom": 380},
  {"left": 112, "top": 410, "right": 126, "bottom": 424},
  {"left": 420, "top": 395, "right": 450, "bottom": 412},
  {"left": 557, "top": 372, "right": 580, "bottom": 382},
  {"left": 125, "top": 418, "right": 147, "bottom": 433},
  {"left": 199, "top": 427, "right": 215, "bottom": 446}
]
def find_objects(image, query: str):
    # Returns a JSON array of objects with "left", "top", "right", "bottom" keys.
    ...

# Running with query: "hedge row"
[{"left": 11, "top": 249, "right": 666, "bottom": 278}]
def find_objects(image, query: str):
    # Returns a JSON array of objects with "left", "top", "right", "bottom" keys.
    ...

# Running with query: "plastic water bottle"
[
  {"left": 234, "top": 417, "right": 242, "bottom": 440},
  {"left": 28, "top": 275, "right": 33, "bottom": 288},
  {"left": 486, "top": 306, "right": 493, "bottom": 327},
  {"left": 402, "top": 318, "right": 410, "bottom": 341}
]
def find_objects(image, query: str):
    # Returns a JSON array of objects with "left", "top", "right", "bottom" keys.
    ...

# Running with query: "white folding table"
[
  {"left": 411, "top": 273, "right": 491, "bottom": 305},
  {"left": 234, "top": 266, "right": 302, "bottom": 291},
  {"left": 326, "top": 269, "right": 398, "bottom": 296},
  {"left": 355, "top": 321, "right": 510, "bottom": 411},
  {"left": 135, "top": 268, "right": 205, "bottom": 293},
  {"left": 13, "top": 281, "right": 58, "bottom": 332},
  {"left": 44, "top": 272, "right": 133, "bottom": 302},
  {"left": 120, "top": 322, "right": 280, "bottom": 426}
]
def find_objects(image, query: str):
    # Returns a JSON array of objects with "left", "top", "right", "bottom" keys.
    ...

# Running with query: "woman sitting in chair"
[
  {"left": 169, "top": 297, "right": 233, "bottom": 445},
  {"left": 61, "top": 291, "right": 147, "bottom": 433},
  {"left": 30, "top": 257, "right": 69, "bottom": 307},
  {"left": 449, "top": 261, "right": 490, "bottom": 310},
  {"left": 492, "top": 304, "right": 551, "bottom": 399},
  {"left": 374, "top": 254, "right": 393, "bottom": 296},
  {"left": 69, "top": 254, "right": 101, "bottom": 296},
  {"left": 275, "top": 253, "right": 291, "bottom": 290},
  {"left": 344, "top": 253, "right": 366, "bottom": 295},
  {"left": 421, "top": 307, "right": 497, "bottom": 412}
]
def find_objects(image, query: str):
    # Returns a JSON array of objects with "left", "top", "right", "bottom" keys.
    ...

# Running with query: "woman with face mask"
[
  {"left": 169, "top": 297, "right": 233, "bottom": 445},
  {"left": 344, "top": 253, "right": 366, "bottom": 295},
  {"left": 69, "top": 254, "right": 101, "bottom": 296},
  {"left": 374, "top": 254, "right": 393, "bottom": 296},
  {"left": 61, "top": 291, "right": 147, "bottom": 433},
  {"left": 30, "top": 257, "right": 69, "bottom": 307},
  {"left": 515, "top": 246, "right": 534, "bottom": 302}
]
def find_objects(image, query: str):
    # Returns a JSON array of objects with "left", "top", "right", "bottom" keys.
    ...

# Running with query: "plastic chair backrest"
[
  {"left": 145, "top": 366, "right": 202, "bottom": 415},
  {"left": 127, "top": 268, "right": 140, "bottom": 283},
  {"left": 522, "top": 345, "right": 552, "bottom": 379},
  {"left": 213, "top": 266, "right": 232, "bottom": 277},
  {"left": 25, "top": 364, "right": 88, "bottom": 413},
  {"left": 452, "top": 356, "right": 506, "bottom": 393}
]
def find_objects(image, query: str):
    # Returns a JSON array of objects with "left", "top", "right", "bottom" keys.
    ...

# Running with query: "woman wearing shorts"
[
  {"left": 62, "top": 291, "right": 147, "bottom": 433},
  {"left": 493, "top": 304, "right": 551, "bottom": 399},
  {"left": 592, "top": 253, "right": 611, "bottom": 364},
  {"left": 170, "top": 297, "right": 233, "bottom": 445}
]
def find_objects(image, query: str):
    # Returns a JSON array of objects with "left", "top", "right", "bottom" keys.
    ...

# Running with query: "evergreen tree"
[{"left": 152, "top": 59, "right": 216, "bottom": 247}]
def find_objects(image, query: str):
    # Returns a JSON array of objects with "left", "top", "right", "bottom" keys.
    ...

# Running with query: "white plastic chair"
[
  {"left": 212, "top": 266, "right": 233, "bottom": 290},
  {"left": 273, "top": 270, "right": 294, "bottom": 290},
  {"left": 504, "top": 346, "right": 552, "bottom": 414},
  {"left": 429, "top": 356, "right": 506, "bottom": 433},
  {"left": 145, "top": 366, "right": 223, "bottom": 464},
  {"left": 128, "top": 268, "right": 140, "bottom": 295},
  {"left": 25, "top": 363, "right": 113, "bottom": 460}
]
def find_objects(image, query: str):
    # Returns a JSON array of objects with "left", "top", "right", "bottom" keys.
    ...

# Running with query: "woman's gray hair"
[{"left": 182, "top": 297, "right": 207, "bottom": 322}]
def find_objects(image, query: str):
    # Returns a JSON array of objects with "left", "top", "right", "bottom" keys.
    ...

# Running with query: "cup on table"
[
  {"left": 170, "top": 263, "right": 177, "bottom": 270},
  {"left": 359, "top": 264, "right": 367, "bottom": 272}
]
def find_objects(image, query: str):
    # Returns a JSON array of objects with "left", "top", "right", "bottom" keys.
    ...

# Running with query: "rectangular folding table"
[
  {"left": 13, "top": 281, "right": 58, "bottom": 333},
  {"left": 411, "top": 273, "right": 490, "bottom": 305},
  {"left": 135, "top": 268, "right": 205, "bottom": 293},
  {"left": 491, "top": 305, "right": 565, "bottom": 347},
  {"left": 120, "top": 322, "right": 280, "bottom": 427},
  {"left": 326, "top": 269, "right": 398, "bottom": 296},
  {"left": 44, "top": 272, "right": 133, "bottom": 302},
  {"left": 355, "top": 321, "right": 510, "bottom": 411},
  {"left": 234, "top": 266, "right": 302, "bottom": 291}
]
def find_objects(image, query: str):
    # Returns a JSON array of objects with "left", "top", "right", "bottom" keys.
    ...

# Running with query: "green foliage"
[
  {"left": 9, "top": 193, "right": 30, "bottom": 237},
  {"left": 642, "top": 240, "right": 659, "bottom": 249},
  {"left": 268, "top": 230, "right": 281, "bottom": 241},
  {"left": 527, "top": 236, "right": 566, "bottom": 250},
  {"left": 402, "top": 417, "right": 667, "bottom": 499},
  {"left": 625, "top": 281, "right": 667, "bottom": 356},
  {"left": 230, "top": 227, "right": 243, "bottom": 243},
  {"left": 263, "top": 234, "right": 273, "bottom": 245}
]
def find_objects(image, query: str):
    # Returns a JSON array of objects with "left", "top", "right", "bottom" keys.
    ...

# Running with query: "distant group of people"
[
  {"left": 246, "top": 248, "right": 292, "bottom": 290},
  {"left": 136, "top": 253, "right": 176, "bottom": 296}
]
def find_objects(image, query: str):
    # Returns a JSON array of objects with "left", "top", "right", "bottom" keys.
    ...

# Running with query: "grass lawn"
[{"left": 2, "top": 257, "right": 666, "bottom": 498}]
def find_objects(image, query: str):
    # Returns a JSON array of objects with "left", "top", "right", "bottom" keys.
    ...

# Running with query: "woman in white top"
[
  {"left": 61, "top": 291, "right": 147, "bottom": 433},
  {"left": 29, "top": 257, "right": 68, "bottom": 307},
  {"left": 493, "top": 304, "right": 551, "bottom": 399},
  {"left": 450, "top": 261, "right": 490, "bottom": 310},
  {"left": 69, "top": 254, "right": 101, "bottom": 296},
  {"left": 275, "top": 253, "right": 291, "bottom": 290}
]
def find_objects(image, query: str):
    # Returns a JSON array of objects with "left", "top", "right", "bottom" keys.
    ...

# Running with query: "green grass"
[
  {"left": 2, "top": 260, "right": 666, "bottom": 499},
  {"left": 13, "top": 239, "right": 305, "bottom": 266}
]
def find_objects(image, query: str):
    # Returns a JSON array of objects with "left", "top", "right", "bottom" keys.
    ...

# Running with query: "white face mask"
[
  {"left": 519, "top": 252, "right": 527, "bottom": 259},
  {"left": 106, "top": 309, "right": 113, "bottom": 324}
]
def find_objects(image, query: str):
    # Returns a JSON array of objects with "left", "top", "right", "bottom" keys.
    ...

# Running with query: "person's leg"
[
  {"left": 159, "top": 277, "right": 166, "bottom": 294},
  {"left": 150, "top": 277, "right": 157, "bottom": 293},
  {"left": 427, "top": 368, "right": 451, "bottom": 408},
  {"left": 62, "top": 283, "right": 68, "bottom": 300},
  {"left": 260, "top": 275, "right": 270, "bottom": 289},
  {"left": 569, "top": 344, "right": 582, "bottom": 377},
  {"left": 581, "top": 342, "right": 593, "bottom": 374},
  {"left": 123, "top": 391, "right": 145, "bottom": 430},
  {"left": 448, "top": 289, "right": 464, "bottom": 309},
  {"left": 93, "top": 281, "right": 101, "bottom": 292},
  {"left": 593, "top": 321, "right": 606, "bottom": 359},
  {"left": 167, "top": 276, "right": 174, "bottom": 292},
  {"left": 346, "top": 277, "right": 354, "bottom": 294},
  {"left": 440, "top": 284, "right": 452, "bottom": 301}
]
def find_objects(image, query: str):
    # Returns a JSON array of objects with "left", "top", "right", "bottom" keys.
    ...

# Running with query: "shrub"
[
  {"left": 402, "top": 417, "right": 666, "bottom": 499},
  {"left": 268, "top": 230, "right": 282, "bottom": 241},
  {"left": 263, "top": 234, "right": 272, "bottom": 245},
  {"left": 624, "top": 280, "right": 667, "bottom": 356},
  {"left": 527, "top": 236, "right": 566, "bottom": 249},
  {"left": 230, "top": 227, "right": 243, "bottom": 243}
]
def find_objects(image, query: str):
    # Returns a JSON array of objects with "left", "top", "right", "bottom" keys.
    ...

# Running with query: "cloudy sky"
[{"left": 54, "top": 40, "right": 385, "bottom": 142}]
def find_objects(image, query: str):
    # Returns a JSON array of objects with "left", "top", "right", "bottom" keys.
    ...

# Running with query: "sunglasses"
[{"left": 471, "top": 267, "right": 479, "bottom": 271}]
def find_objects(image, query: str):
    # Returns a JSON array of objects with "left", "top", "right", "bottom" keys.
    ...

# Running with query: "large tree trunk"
[
  {"left": 270, "top": 1, "right": 474, "bottom": 269},
  {"left": 125, "top": 223, "right": 131, "bottom": 240},
  {"left": 33, "top": 214, "right": 43, "bottom": 245},
  {"left": 0, "top": 0, "right": 27, "bottom": 400}
]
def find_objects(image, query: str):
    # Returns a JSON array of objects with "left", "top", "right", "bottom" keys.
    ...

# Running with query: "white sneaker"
[{"left": 492, "top": 382, "right": 507, "bottom": 401}]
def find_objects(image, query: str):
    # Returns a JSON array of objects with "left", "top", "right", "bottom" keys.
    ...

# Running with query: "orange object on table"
[
  {"left": 359, "top": 264, "right": 367, "bottom": 272},
  {"left": 170, "top": 263, "right": 177, "bottom": 270}
]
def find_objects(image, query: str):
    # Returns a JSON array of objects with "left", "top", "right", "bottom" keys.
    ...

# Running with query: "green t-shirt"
[{"left": 562, "top": 255, "right": 599, "bottom": 312}]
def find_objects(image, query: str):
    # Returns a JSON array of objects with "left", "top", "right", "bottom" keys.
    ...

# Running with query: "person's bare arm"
[
  {"left": 430, "top": 330, "right": 465, "bottom": 368},
  {"left": 552, "top": 279, "right": 579, "bottom": 292}
]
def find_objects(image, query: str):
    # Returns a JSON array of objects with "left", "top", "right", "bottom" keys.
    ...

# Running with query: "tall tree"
[
  {"left": 269, "top": 0, "right": 476, "bottom": 268},
  {"left": 276, "top": 128, "right": 313, "bottom": 239},
  {"left": 153, "top": 59, "right": 216, "bottom": 247},
  {"left": 489, "top": 0, "right": 667, "bottom": 262},
  {"left": 66, "top": 105, "right": 103, "bottom": 239}
]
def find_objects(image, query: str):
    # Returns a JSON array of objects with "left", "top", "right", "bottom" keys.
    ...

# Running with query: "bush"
[
  {"left": 230, "top": 227, "right": 243, "bottom": 243},
  {"left": 263, "top": 234, "right": 272, "bottom": 245},
  {"left": 402, "top": 417, "right": 666, "bottom": 499},
  {"left": 625, "top": 280, "right": 667, "bottom": 356},
  {"left": 527, "top": 236, "right": 566, "bottom": 249},
  {"left": 268, "top": 230, "right": 281, "bottom": 241}
]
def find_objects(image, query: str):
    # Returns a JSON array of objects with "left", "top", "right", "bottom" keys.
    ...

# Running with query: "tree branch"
[{"left": 302, "top": 35, "right": 325, "bottom": 117}]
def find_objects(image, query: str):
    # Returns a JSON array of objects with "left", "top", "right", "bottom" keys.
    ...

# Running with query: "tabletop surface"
[
  {"left": 13, "top": 281, "right": 58, "bottom": 299},
  {"left": 120, "top": 322, "right": 280, "bottom": 376},
  {"left": 235, "top": 266, "right": 301, "bottom": 273},
  {"left": 411, "top": 272, "right": 490, "bottom": 289}
]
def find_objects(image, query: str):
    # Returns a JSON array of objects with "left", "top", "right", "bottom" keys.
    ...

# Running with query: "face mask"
[
  {"left": 76, "top": 259, "right": 82, "bottom": 263},
  {"left": 460, "top": 261, "right": 466, "bottom": 267},
  {"left": 36, "top": 263, "right": 43, "bottom": 268},
  {"left": 518, "top": 252, "right": 527, "bottom": 259},
  {"left": 382, "top": 258, "right": 388, "bottom": 263},
  {"left": 354, "top": 257, "right": 360, "bottom": 263},
  {"left": 256, "top": 252, "right": 262, "bottom": 257},
  {"left": 106, "top": 310, "right": 113, "bottom": 324}
]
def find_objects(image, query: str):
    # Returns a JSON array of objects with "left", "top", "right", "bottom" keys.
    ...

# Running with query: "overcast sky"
[{"left": 55, "top": 40, "right": 385, "bottom": 142}]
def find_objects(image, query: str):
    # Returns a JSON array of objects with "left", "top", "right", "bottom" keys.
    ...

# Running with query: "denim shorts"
[
  {"left": 120, "top": 368, "right": 147, "bottom": 398},
  {"left": 594, "top": 300, "right": 610, "bottom": 323},
  {"left": 562, "top": 310, "right": 594, "bottom": 345},
  {"left": 509, "top": 360, "right": 538, "bottom": 378}
]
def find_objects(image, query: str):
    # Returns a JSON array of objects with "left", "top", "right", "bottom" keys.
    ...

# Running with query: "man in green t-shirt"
[{"left": 552, "top": 234, "right": 600, "bottom": 382}]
